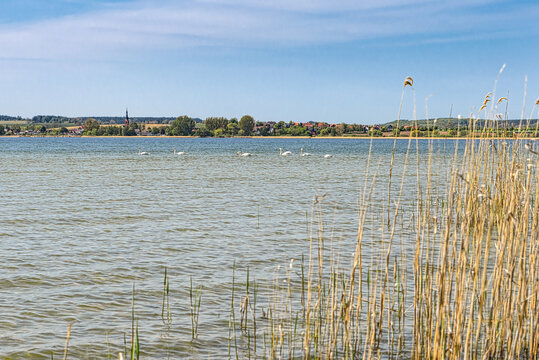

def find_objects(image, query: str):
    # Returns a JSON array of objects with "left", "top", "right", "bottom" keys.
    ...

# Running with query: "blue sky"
[{"left": 0, "top": 0, "right": 538, "bottom": 123}]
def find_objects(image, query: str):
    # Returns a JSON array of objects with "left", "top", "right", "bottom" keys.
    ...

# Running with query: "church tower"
[{"left": 124, "top": 108, "right": 129, "bottom": 127}]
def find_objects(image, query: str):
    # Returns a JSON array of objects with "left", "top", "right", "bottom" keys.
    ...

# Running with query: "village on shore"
[{"left": 0, "top": 112, "right": 537, "bottom": 138}]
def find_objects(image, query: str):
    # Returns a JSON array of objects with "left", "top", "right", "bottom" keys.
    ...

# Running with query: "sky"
[{"left": 0, "top": 0, "right": 538, "bottom": 124}]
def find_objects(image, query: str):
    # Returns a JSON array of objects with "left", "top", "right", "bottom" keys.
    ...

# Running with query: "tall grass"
[{"left": 222, "top": 81, "right": 539, "bottom": 359}]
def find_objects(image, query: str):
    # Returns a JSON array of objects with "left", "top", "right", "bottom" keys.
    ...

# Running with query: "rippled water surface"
[{"left": 0, "top": 137, "right": 460, "bottom": 358}]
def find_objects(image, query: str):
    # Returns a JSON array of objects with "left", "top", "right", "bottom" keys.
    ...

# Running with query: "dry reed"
[{"left": 224, "top": 77, "right": 539, "bottom": 359}]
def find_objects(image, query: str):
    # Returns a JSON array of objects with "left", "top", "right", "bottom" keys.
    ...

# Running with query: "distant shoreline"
[{"left": 0, "top": 135, "right": 537, "bottom": 140}]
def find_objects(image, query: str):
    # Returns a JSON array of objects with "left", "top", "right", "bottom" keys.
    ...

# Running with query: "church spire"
[{"left": 124, "top": 108, "right": 129, "bottom": 126}]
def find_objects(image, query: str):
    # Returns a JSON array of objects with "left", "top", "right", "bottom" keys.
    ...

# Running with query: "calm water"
[{"left": 0, "top": 137, "right": 460, "bottom": 358}]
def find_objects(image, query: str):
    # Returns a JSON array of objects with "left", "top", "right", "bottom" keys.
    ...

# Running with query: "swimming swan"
[
  {"left": 279, "top": 148, "right": 292, "bottom": 156},
  {"left": 174, "top": 147, "right": 186, "bottom": 155},
  {"left": 237, "top": 151, "right": 252, "bottom": 157},
  {"left": 139, "top": 146, "right": 149, "bottom": 155},
  {"left": 300, "top": 148, "right": 312, "bottom": 156}
]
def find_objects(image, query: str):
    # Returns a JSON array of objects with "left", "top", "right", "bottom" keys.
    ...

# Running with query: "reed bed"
[{"left": 218, "top": 81, "right": 539, "bottom": 359}]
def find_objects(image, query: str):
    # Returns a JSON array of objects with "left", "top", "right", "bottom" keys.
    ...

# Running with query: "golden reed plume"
[{"left": 403, "top": 76, "right": 413, "bottom": 88}]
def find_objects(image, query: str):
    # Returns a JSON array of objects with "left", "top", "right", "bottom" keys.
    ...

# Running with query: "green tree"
[
  {"left": 204, "top": 117, "right": 228, "bottom": 132},
  {"left": 258, "top": 125, "right": 271, "bottom": 136},
  {"left": 276, "top": 126, "right": 291, "bottom": 136},
  {"left": 194, "top": 127, "right": 213, "bottom": 137},
  {"left": 96, "top": 127, "right": 106, "bottom": 136},
  {"left": 0, "top": 124, "right": 4, "bottom": 135},
  {"left": 83, "top": 118, "right": 100, "bottom": 132},
  {"left": 290, "top": 125, "right": 307, "bottom": 136},
  {"left": 226, "top": 122, "right": 239, "bottom": 135},
  {"left": 319, "top": 128, "right": 331, "bottom": 136},
  {"left": 170, "top": 116, "right": 195, "bottom": 136},
  {"left": 239, "top": 115, "right": 255, "bottom": 136},
  {"left": 121, "top": 122, "right": 139, "bottom": 136},
  {"left": 106, "top": 126, "right": 121, "bottom": 136}
]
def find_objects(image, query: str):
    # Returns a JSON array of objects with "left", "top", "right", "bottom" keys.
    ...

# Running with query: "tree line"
[
  {"left": 1, "top": 114, "right": 538, "bottom": 138},
  {"left": 80, "top": 115, "right": 256, "bottom": 136}
]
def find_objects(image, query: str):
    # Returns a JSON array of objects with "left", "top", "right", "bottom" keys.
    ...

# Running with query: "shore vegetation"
[{"left": 1, "top": 115, "right": 537, "bottom": 138}]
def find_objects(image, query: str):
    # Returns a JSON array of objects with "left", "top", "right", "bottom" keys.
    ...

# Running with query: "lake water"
[{"left": 0, "top": 137, "right": 460, "bottom": 358}]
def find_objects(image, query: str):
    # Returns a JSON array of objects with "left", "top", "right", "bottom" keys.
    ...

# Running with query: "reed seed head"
[
  {"left": 483, "top": 93, "right": 492, "bottom": 105},
  {"left": 403, "top": 76, "right": 414, "bottom": 88}
]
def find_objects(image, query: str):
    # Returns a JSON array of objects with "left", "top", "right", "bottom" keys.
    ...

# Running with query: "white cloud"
[{"left": 0, "top": 0, "right": 536, "bottom": 60}]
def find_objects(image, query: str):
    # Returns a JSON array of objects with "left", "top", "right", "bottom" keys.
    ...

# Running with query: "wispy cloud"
[{"left": 0, "top": 0, "right": 537, "bottom": 60}]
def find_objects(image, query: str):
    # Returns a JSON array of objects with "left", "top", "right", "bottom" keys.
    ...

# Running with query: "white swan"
[
  {"left": 174, "top": 147, "right": 186, "bottom": 155},
  {"left": 300, "top": 148, "right": 312, "bottom": 156},
  {"left": 237, "top": 151, "right": 252, "bottom": 157},
  {"left": 279, "top": 147, "right": 292, "bottom": 156},
  {"left": 324, "top": 154, "right": 333, "bottom": 158},
  {"left": 138, "top": 146, "right": 149, "bottom": 155}
]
